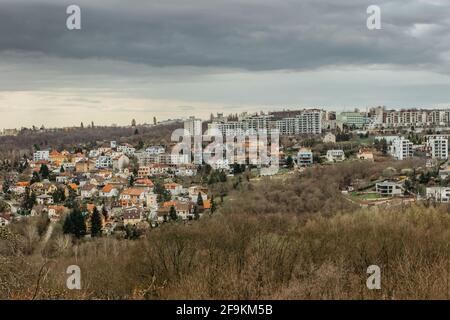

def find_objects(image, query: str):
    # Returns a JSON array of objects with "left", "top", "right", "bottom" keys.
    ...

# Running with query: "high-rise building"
[
  {"left": 390, "top": 137, "right": 413, "bottom": 160},
  {"left": 184, "top": 116, "right": 203, "bottom": 165},
  {"left": 427, "top": 136, "right": 448, "bottom": 160},
  {"left": 184, "top": 116, "right": 202, "bottom": 137}
]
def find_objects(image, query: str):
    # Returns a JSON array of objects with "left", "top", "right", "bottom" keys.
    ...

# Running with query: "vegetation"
[{"left": 1, "top": 161, "right": 449, "bottom": 299}]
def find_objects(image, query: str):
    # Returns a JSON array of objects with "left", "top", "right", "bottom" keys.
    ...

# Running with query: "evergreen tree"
[
  {"left": 2, "top": 178, "right": 10, "bottom": 194},
  {"left": 39, "top": 164, "right": 50, "bottom": 179},
  {"left": 21, "top": 187, "right": 36, "bottom": 212},
  {"left": 63, "top": 213, "right": 75, "bottom": 234},
  {"left": 193, "top": 205, "right": 200, "bottom": 220},
  {"left": 30, "top": 171, "right": 41, "bottom": 184},
  {"left": 90, "top": 206, "right": 103, "bottom": 237},
  {"left": 286, "top": 155, "right": 294, "bottom": 168},
  {"left": 210, "top": 196, "right": 216, "bottom": 214},
  {"left": 197, "top": 192, "right": 204, "bottom": 207},
  {"left": 101, "top": 206, "right": 109, "bottom": 221},
  {"left": 169, "top": 205, "right": 177, "bottom": 221},
  {"left": 63, "top": 205, "right": 86, "bottom": 238}
]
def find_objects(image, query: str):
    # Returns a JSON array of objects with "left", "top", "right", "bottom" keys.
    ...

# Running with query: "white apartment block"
[
  {"left": 383, "top": 109, "right": 450, "bottom": 128},
  {"left": 390, "top": 137, "right": 413, "bottom": 160},
  {"left": 426, "top": 187, "right": 450, "bottom": 203},
  {"left": 427, "top": 136, "right": 448, "bottom": 160},
  {"left": 184, "top": 116, "right": 203, "bottom": 137},
  {"left": 33, "top": 150, "right": 50, "bottom": 162},
  {"left": 117, "top": 145, "right": 136, "bottom": 156},
  {"left": 95, "top": 156, "right": 112, "bottom": 168},
  {"left": 208, "top": 109, "right": 322, "bottom": 136},
  {"left": 145, "top": 146, "right": 165, "bottom": 155}
]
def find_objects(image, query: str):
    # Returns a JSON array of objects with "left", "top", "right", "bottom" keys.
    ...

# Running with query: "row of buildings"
[{"left": 201, "top": 107, "right": 450, "bottom": 137}]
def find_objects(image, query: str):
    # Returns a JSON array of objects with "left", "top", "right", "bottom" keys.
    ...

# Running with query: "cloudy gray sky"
[{"left": 0, "top": 0, "right": 449, "bottom": 128}]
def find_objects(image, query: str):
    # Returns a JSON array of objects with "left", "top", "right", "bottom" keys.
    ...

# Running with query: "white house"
[
  {"left": 376, "top": 181, "right": 404, "bottom": 197},
  {"left": 117, "top": 144, "right": 136, "bottom": 156},
  {"left": 426, "top": 187, "right": 450, "bottom": 203},
  {"left": 322, "top": 132, "right": 336, "bottom": 144},
  {"left": 297, "top": 148, "right": 313, "bottom": 166},
  {"left": 112, "top": 154, "right": 130, "bottom": 172},
  {"left": 36, "top": 194, "right": 54, "bottom": 205},
  {"left": 100, "top": 184, "right": 120, "bottom": 198},
  {"left": 326, "top": 150, "right": 345, "bottom": 162},
  {"left": 164, "top": 183, "right": 184, "bottom": 196},
  {"left": 80, "top": 184, "right": 98, "bottom": 199}
]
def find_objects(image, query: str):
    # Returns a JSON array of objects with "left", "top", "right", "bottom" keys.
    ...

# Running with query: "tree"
[
  {"left": 286, "top": 155, "right": 294, "bottom": 168},
  {"left": 101, "top": 205, "right": 109, "bottom": 221},
  {"left": 39, "top": 164, "right": 50, "bottom": 179},
  {"left": 21, "top": 187, "right": 36, "bottom": 212},
  {"left": 63, "top": 213, "right": 75, "bottom": 235},
  {"left": 80, "top": 122, "right": 84, "bottom": 128},
  {"left": 63, "top": 205, "right": 86, "bottom": 238},
  {"left": 154, "top": 182, "right": 171, "bottom": 202},
  {"left": 197, "top": 192, "right": 204, "bottom": 207},
  {"left": 210, "top": 196, "right": 216, "bottom": 214},
  {"left": 90, "top": 206, "right": 103, "bottom": 237},
  {"left": 153, "top": 117, "right": 157, "bottom": 125},
  {"left": 129, "top": 174, "right": 135, "bottom": 187},
  {"left": 2, "top": 178, "right": 11, "bottom": 194},
  {"left": 169, "top": 205, "right": 177, "bottom": 221},
  {"left": 193, "top": 205, "right": 200, "bottom": 220},
  {"left": 52, "top": 187, "right": 66, "bottom": 203},
  {"left": 131, "top": 119, "right": 136, "bottom": 127},
  {"left": 134, "top": 128, "right": 139, "bottom": 135},
  {"left": 60, "top": 165, "right": 65, "bottom": 173},
  {"left": 30, "top": 171, "right": 41, "bottom": 184}
]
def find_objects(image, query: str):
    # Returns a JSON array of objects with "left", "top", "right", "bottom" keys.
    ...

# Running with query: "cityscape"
[{"left": 1, "top": 0, "right": 450, "bottom": 308}]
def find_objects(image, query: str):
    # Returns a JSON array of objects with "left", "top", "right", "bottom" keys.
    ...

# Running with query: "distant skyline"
[{"left": 1, "top": 0, "right": 450, "bottom": 129}]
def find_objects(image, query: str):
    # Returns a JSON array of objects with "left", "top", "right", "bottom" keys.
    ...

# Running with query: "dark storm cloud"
[{"left": 0, "top": 0, "right": 449, "bottom": 72}]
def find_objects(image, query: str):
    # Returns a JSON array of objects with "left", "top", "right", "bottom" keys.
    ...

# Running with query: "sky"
[{"left": 0, "top": 0, "right": 450, "bottom": 129}]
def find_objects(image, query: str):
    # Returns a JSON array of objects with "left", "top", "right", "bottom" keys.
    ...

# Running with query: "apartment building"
[
  {"left": 96, "top": 156, "right": 112, "bottom": 169},
  {"left": 297, "top": 148, "right": 313, "bottom": 166},
  {"left": 390, "top": 137, "right": 413, "bottom": 160},
  {"left": 383, "top": 109, "right": 450, "bottom": 128},
  {"left": 427, "top": 136, "right": 449, "bottom": 160},
  {"left": 33, "top": 150, "right": 50, "bottom": 162},
  {"left": 184, "top": 116, "right": 202, "bottom": 137},
  {"left": 208, "top": 109, "right": 322, "bottom": 136},
  {"left": 337, "top": 112, "right": 366, "bottom": 129}
]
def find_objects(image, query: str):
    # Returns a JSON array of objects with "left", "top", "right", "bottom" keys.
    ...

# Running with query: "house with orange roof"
[
  {"left": 135, "top": 178, "right": 154, "bottom": 191},
  {"left": 164, "top": 183, "right": 183, "bottom": 196},
  {"left": 49, "top": 150, "right": 67, "bottom": 166},
  {"left": 11, "top": 181, "right": 30, "bottom": 194},
  {"left": 48, "top": 205, "right": 70, "bottom": 222},
  {"left": 162, "top": 200, "right": 193, "bottom": 220},
  {"left": 100, "top": 184, "right": 119, "bottom": 198},
  {"left": 357, "top": 148, "right": 375, "bottom": 161},
  {"left": 120, "top": 188, "right": 147, "bottom": 206}
]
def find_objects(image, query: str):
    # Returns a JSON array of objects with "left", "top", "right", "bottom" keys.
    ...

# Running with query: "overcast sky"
[{"left": 0, "top": 0, "right": 450, "bottom": 128}]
